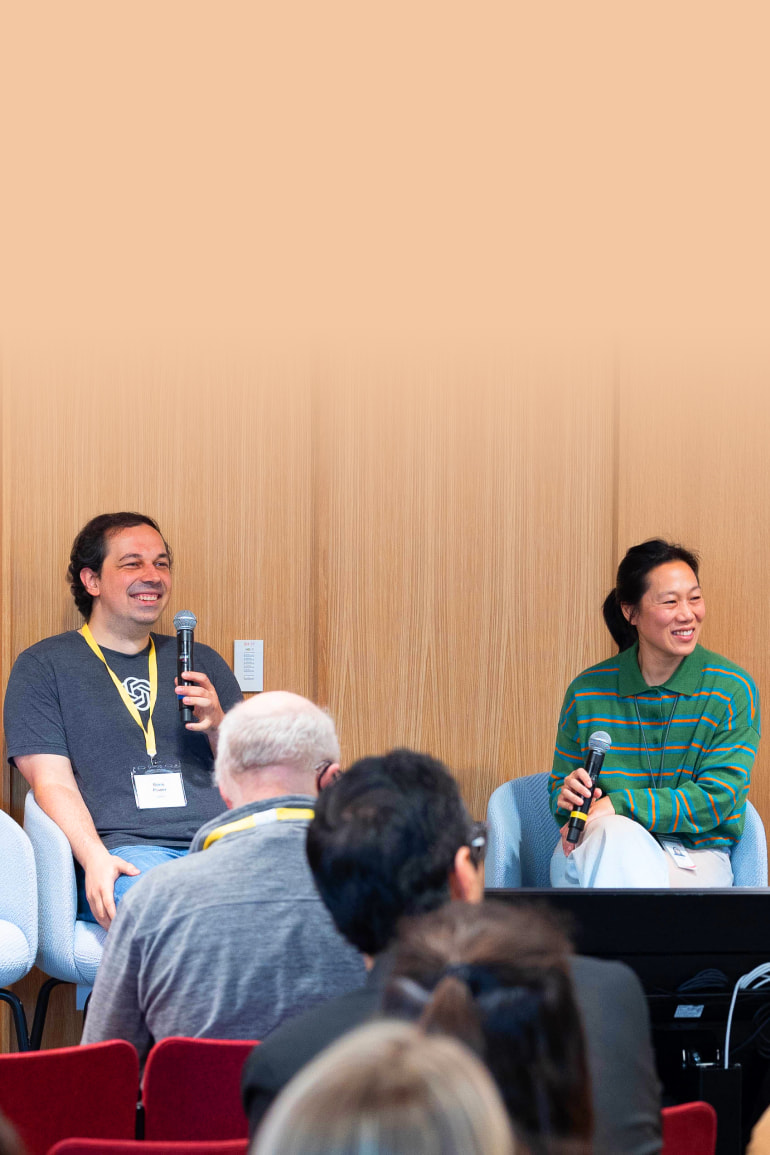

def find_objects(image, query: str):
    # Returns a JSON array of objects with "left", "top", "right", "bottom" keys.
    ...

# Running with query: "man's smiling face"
[{"left": 81, "top": 524, "right": 172, "bottom": 635}]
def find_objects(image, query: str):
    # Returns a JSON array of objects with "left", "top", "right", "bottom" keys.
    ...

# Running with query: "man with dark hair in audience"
[
  {"left": 81, "top": 691, "right": 365, "bottom": 1062},
  {"left": 4, "top": 512, "right": 242, "bottom": 929},
  {"left": 241, "top": 748, "right": 662, "bottom": 1155}
]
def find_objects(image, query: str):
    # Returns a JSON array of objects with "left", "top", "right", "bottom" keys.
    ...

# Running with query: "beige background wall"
[
  {"left": 2, "top": 0, "right": 769, "bottom": 1050},
  {"left": 3, "top": 356, "right": 768, "bottom": 827},
  {"left": 1, "top": 352, "right": 620, "bottom": 823}
]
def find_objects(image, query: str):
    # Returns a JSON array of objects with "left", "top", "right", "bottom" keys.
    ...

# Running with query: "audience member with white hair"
[
  {"left": 253, "top": 1020, "right": 516, "bottom": 1155},
  {"left": 81, "top": 691, "right": 364, "bottom": 1064}
]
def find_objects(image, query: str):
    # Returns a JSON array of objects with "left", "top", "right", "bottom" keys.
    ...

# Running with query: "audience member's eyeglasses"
[
  {"left": 468, "top": 821, "right": 488, "bottom": 866},
  {"left": 315, "top": 761, "right": 339, "bottom": 791}
]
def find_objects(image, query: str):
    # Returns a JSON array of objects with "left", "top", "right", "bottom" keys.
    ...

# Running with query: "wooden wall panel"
[
  {"left": 2, "top": 0, "right": 769, "bottom": 1058},
  {"left": 616, "top": 352, "right": 770, "bottom": 832},
  {"left": 1, "top": 348, "right": 315, "bottom": 793},
  {"left": 315, "top": 357, "right": 616, "bottom": 818},
  {"left": 0, "top": 345, "right": 315, "bottom": 1050}
]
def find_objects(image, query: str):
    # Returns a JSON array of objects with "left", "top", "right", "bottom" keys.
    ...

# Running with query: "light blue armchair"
[
  {"left": 24, "top": 793, "right": 106, "bottom": 1047},
  {"left": 0, "top": 809, "right": 37, "bottom": 1049},
  {"left": 486, "top": 772, "right": 768, "bottom": 888}
]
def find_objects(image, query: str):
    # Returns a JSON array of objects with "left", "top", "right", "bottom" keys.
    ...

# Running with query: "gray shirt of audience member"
[{"left": 82, "top": 795, "right": 367, "bottom": 1062}]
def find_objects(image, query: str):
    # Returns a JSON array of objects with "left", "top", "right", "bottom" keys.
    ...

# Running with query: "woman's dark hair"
[
  {"left": 67, "top": 512, "right": 171, "bottom": 619},
  {"left": 602, "top": 538, "right": 700, "bottom": 652},
  {"left": 383, "top": 901, "right": 592, "bottom": 1155}
]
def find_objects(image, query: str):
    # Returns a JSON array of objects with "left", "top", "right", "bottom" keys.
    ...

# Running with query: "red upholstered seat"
[
  {"left": 0, "top": 1040, "right": 138, "bottom": 1155},
  {"left": 143, "top": 1037, "right": 259, "bottom": 1142},
  {"left": 49, "top": 1141, "right": 248, "bottom": 1155},
  {"left": 661, "top": 1101, "right": 718, "bottom": 1155}
]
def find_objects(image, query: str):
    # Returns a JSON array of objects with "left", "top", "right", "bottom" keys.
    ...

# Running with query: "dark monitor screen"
[
  {"left": 486, "top": 888, "right": 770, "bottom": 1014},
  {"left": 487, "top": 889, "right": 770, "bottom": 1146},
  {"left": 486, "top": 889, "right": 770, "bottom": 975}
]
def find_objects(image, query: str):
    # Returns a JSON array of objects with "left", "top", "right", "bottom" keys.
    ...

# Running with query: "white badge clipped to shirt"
[
  {"left": 658, "top": 837, "right": 696, "bottom": 871},
  {"left": 132, "top": 760, "right": 188, "bottom": 809}
]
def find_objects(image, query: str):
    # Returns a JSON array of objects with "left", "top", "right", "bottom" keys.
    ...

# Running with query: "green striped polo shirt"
[{"left": 549, "top": 643, "right": 760, "bottom": 850}]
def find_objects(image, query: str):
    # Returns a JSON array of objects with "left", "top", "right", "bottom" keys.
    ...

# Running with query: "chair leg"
[
  {"left": 30, "top": 976, "right": 66, "bottom": 1050},
  {"left": 0, "top": 989, "right": 31, "bottom": 1051}
]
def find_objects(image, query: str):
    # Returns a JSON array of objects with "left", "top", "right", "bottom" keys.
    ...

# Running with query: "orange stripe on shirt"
[
  {"left": 704, "top": 667, "right": 755, "bottom": 721},
  {"left": 679, "top": 792, "right": 696, "bottom": 824},
  {"left": 699, "top": 776, "right": 738, "bottom": 806}
]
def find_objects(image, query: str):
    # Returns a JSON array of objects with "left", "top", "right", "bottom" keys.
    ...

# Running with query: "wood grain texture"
[
  {"left": 3, "top": 0, "right": 770, "bottom": 1056},
  {"left": 0, "top": 347, "right": 315, "bottom": 1050},
  {"left": 1, "top": 347, "right": 315, "bottom": 734},
  {"left": 6, "top": 342, "right": 770, "bottom": 1055},
  {"left": 315, "top": 355, "right": 615, "bottom": 818},
  {"left": 616, "top": 352, "right": 770, "bottom": 834}
]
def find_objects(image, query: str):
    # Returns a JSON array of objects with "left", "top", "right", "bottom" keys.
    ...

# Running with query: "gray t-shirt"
[
  {"left": 81, "top": 794, "right": 367, "bottom": 1064},
  {"left": 4, "top": 630, "right": 242, "bottom": 848}
]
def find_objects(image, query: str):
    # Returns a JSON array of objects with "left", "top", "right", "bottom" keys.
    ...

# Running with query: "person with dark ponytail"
[
  {"left": 383, "top": 902, "right": 593, "bottom": 1155},
  {"left": 550, "top": 539, "right": 760, "bottom": 887}
]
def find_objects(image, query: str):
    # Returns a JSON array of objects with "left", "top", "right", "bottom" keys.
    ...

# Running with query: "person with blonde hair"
[
  {"left": 253, "top": 1020, "right": 516, "bottom": 1155},
  {"left": 0, "top": 1111, "right": 23, "bottom": 1155}
]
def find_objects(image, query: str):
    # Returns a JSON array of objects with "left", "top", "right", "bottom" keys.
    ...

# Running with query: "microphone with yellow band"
[{"left": 565, "top": 730, "right": 612, "bottom": 846}]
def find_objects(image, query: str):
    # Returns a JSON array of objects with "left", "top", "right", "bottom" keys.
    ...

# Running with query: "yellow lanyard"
[
  {"left": 202, "top": 808, "right": 315, "bottom": 850},
  {"left": 80, "top": 623, "right": 158, "bottom": 758}
]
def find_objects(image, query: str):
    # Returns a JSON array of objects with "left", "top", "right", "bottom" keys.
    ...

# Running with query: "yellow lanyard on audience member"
[
  {"left": 202, "top": 808, "right": 315, "bottom": 850},
  {"left": 80, "top": 623, "right": 158, "bottom": 757}
]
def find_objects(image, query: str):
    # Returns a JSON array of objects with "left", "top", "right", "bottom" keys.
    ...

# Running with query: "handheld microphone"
[
  {"left": 566, "top": 730, "right": 612, "bottom": 845},
  {"left": 173, "top": 610, "right": 197, "bottom": 726}
]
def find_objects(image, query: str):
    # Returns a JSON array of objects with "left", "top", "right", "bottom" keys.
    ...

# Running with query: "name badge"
[
  {"left": 659, "top": 837, "right": 696, "bottom": 870},
  {"left": 132, "top": 762, "right": 187, "bottom": 810}
]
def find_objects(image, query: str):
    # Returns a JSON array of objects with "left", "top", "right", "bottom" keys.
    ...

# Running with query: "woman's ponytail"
[{"left": 602, "top": 588, "right": 637, "bottom": 651}]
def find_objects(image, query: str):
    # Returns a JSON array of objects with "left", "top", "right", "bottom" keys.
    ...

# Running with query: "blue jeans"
[{"left": 76, "top": 844, "right": 188, "bottom": 924}]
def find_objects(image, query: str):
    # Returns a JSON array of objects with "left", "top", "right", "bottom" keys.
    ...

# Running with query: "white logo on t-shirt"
[{"left": 123, "top": 677, "right": 151, "bottom": 711}]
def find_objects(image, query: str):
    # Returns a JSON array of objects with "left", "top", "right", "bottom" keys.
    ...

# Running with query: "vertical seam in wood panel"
[
  {"left": 610, "top": 349, "right": 620, "bottom": 574},
  {"left": 309, "top": 370, "right": 322, "bottom": 705}
]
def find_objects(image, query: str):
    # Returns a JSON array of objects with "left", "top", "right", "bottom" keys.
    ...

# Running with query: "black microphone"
[
  {"left": 174, "top": 610, "right": 197, "bottom": 726},
  {"left": 566, "top": 730, "right": 612, "bottom": 845}
]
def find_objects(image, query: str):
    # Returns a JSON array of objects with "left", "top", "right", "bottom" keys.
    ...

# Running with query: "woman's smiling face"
[{"left": 623, "top": 561, "right": 705, "bottom": 667}]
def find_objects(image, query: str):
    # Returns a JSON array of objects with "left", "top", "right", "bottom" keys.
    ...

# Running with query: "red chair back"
[
  {"left": 143, "top": 1037, "right": 259, "bottom": 1141},
  {"left": 50, "top": 1141, "right": 248, "bottom": 1155},
  {"left": 0, "top": 1040, "right": 139, "bottom": 1155},
  {"left": 662, "top": 1101, "right": 718, "bottom": 1155}
]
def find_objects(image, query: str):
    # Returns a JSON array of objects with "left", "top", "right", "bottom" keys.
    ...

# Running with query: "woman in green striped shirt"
[{"left": 549, "top": 539, "right": 759, "bottom": 888}]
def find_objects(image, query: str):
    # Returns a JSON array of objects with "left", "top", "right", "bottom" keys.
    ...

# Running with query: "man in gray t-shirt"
[{"left": 4, "top": 512, "right": 241, "bottom": 929}]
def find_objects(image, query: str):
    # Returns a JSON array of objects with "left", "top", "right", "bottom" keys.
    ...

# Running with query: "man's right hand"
[
  {"left": 14, "top": 754, "right": 142, "bottom": 931},
  {"left": 82, "top": 849, "right": 140, "bottom": 930}
]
